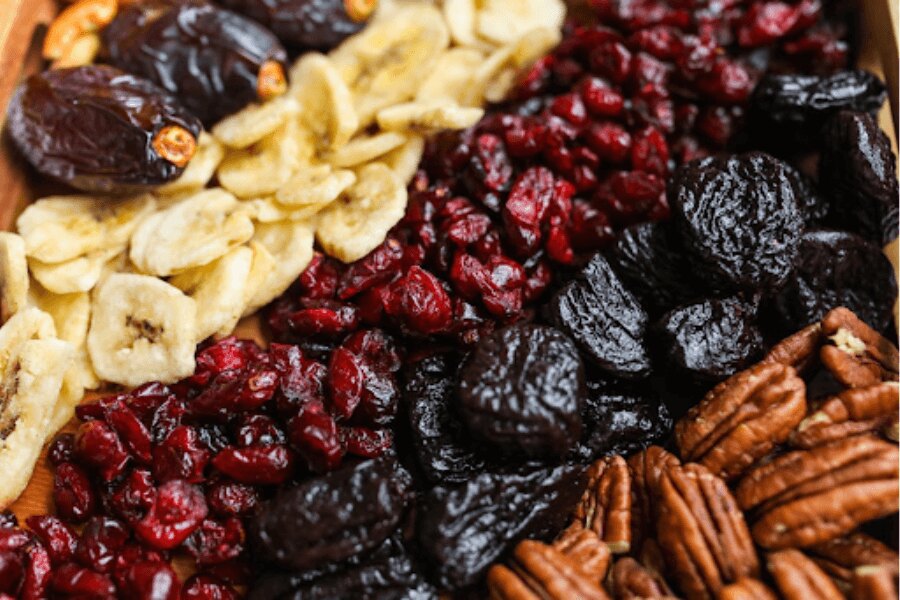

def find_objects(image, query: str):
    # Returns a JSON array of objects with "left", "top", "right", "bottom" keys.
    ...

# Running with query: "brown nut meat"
[
  {"left": 761, "top": 322, "right": 822, "bottom": 373},
  {"left": 718, "top": 577, "right": 778, "bottom": 600},
  {"left": 572, "top": 456, "right": 632, "bottom": 554},
  {"left": 820, "top": 307, "right": 899, "bottom": 388},
  {"left": 553, "top": 527, "right": 611, "bottom": 583},
  {"left": 851, "top": 564, "right": 900, "bottom": 600},
  {"left": 767, "top": 549, "right": 844, "bottom": 600},
  {"left": 735, "top": 435, "right": 899, "bottom": 549},
  {"left": 609, "top": 556, "right": 676, "bottom": 599},
  {"left": 656, "top": 463, "right": 759, "bottom": 600},
  {"left": 808, "top": 532, "right": 899, "bottom": 588},
  {"left": 675, "top": 363, "right": 806, "bottom": 481},
  {"left": 790, "top": 382, "right": 899, "bottom": 448},
  {"left": 43, "top": 0, "right": 117, "bottom": 61},
  {"left": 628, "top": 446, "right": 680, "bottom": 550},
  {"left": 487, "top": 540, "right": 610, "bottom": 600}
]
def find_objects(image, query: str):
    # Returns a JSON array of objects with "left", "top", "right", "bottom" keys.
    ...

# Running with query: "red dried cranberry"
[
  {"left": 75, "top": 420, "right": 130, "bottom": 481},
  {"left": 205, "top": 481, "right": 258, "bottom": 517},
  {"left": 134, "top": 480, "right": 208, "bottom": 550},
  {"left": 504, "top": 120, "right": 546, "bottom": 158},
  {"left": 297, "top": 252, "right": 342, "bottom": 300},
  {"left": 19, "top": 541, "right": 51, "bottom": 600},
  {"left": 211, "top": 445, "right": 294, "bottom": 485},
  {"left": 270, "top": 344, "right": 327, "bottom": 416},
  {"left": 384, "top": 267, "right": 453, "bottom": 334},
  {"left": 341, "top": 428, "right": 392, "bottom": 458},
  {"left": 463, "top": 134, "right": 513, "bottom": 197},
  {"left": 153, "top": 426, "right": 210, "bottom": 484},
  {"left": 0, "top": 529, "right": 29, "bottom": 554},
  {"left": 342, "top": 330, "right": 401, "bottom": 374},
  {"left": 234, "top": 415, "right": 284, "bottom": 447},
  {"left": 192, "top": 338, "right": 263, "bottom": 386},
  {"left": 150, "top": 397, "right": 187, "bottom": 443},
  {"left": 569, "top": 199, "right": 615, "bottom": 251},
  {"left": 694, "top": 59, "right": 754, "bottom": 104},
  {"left": 284, "top": 301, "right": 360, "bottom": 338},
  {"left": 580, "top": 77, "right": 625, "bottom": 117},
  {"left": 181, "top": 574, "right": 237, "bottom": 600},
  {"left": 118, "top": 560, "right": 180, "bottom": 600},
  {"left": 590, "top": 40, "right": 632, "bottom": 83},
  {"left": 53, "top": 462, "right": 96, "bottom": 523},
  {"left": 108, "top": 469, "right": 157, "bottom": 524},
  {"left": 50, "top": 562, "right": 116, "bottom": 597},
  {"left": 25, "top": 516, "right": 78, "bottom": 565},
  {"left": 112, "top": 544, "right": 168, "bottom": 588},
  {"left": 103, "top": 400, "right": 153, "bottom": 464},
  {"left": 0, "top": 552, "right": 22, "bottom": 594},
  {"left": 184, "top": 518, "right": 244, "bottom": 567},
  {"left": 631, "top": 126, "right": 670, "bottom": 176},
  {"left": 76, "top": 517, "right": 129, "bottom": 573},
  {"left": 326, "top": 348, "right": 365, "bottom": 420},
  {"left": 585, "top": 122, "right": 632, "bottom": 163},
  {"left": 48, "top": 433, "right": 75, "bottom": 466},
  {"left": 287, "top": 409, "right": 344, "bottom": 473},
  {"left": 337, "top": 238, "right": 404, "bottom": 299},
  {"left": 127, "top": 382, "right": 177, "bottom": 423}
]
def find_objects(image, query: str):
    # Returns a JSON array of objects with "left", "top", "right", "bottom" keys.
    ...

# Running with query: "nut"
[
  {"left": 718, "top": 577, "right": 778, "bottom": 600},
  {"left": 43, "top": 0, "right": 117, "bottom": 61},
  {"left": 152, "top": 125, "right": 199, "bottom": 168},
  {"left": 656, "top": 463, "right": 759, "bottom": 600},
  {"left": 627, "top": 445, "right": 680, "bottom": 551},
  {"left": 760, "top": 322, "right": 822, "bottom": 373},
  {"left": 51, "top": 32, "right": 101, "bottom": 69},
  {"left": 571, "top": 455, "right": 632, "bottom": 554},
  {"left": 675, "top": 363, "right": 806, "bottom": 480},
  {"left": 609, "top": 556, "right": 675, "bottom": 599},
  {"left": 553, "top": 527, "right": 611, "bottom": 583},
  {"left": 486, "top": 540, "right": 610, "bottom": 599},
  {"left": 257, "top": 60, "right": 288, "bottom": 101},
  {"left": 790, "top": 382, "right": 899, "bottom": 448},
  {"left": 766, "top": 549, "right": 844, "bottom": 600},
  {"left": 735, "top": 435, "right": 899, "bottom": 549},
  {"left": 820, "top": 307, "right": 899, "bottom": 388},
  {"left": 850, "top": 564, "right": 899, "bottom": 600},
  {"left": 808, "top": 532, "right": 898, "bottom": 588}
]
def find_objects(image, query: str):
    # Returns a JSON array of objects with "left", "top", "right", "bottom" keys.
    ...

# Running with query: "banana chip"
[
  {"left": 417, "top": 47, "right": 487, "bottom": 105},
  {"left": 470, "top": 27, "right": 563, "bottom": 104},
  {"left": 376, "top": 101, "right": 484, "bottom": 132},
  {"left": 157, "top": 133, "right": 225, "bottom": 196},
  {"left": 212, "top": 96, "right": 301, "bottom": 150},
  {"left": 16, "top": 193, "right": 156, "bottom": 264},
  {"left": 88, "top": 274, "right": 197, "bottom": 387},
  {"left": 0, "top": 233, "right": 28, "bottom": 322},
  {"left": 382, "top": 135, "right": 425, "bottom": 184},
  {"left": 326, "top": 131, "right": 408, "bottom": 169},
  {"left": 442, "top": 0, "right": 484, "bottom": 49},
  {"left": 242, "top": 241, "right": 276, "bottom": 313},
  {"left": 49, "top": 373, "right": 85, "bottom": 437},
  {"left": 245, "top": 221, "right": 315, "bottom": 314},
  {"left": 0, "top": 307, "right": 56, "bottom": 348},
  {"left": 29, "top": 247, "right": 120, "bottom": 295},
  {"left": 130, "top": 188, "right": 255, "bottom": 276},
  {"left": 276, "top": 164, "right": 356, "bottom": 208},
  {"left": 291, "top": 53, "right": 359, "bottom": 151},
  {"left": 476, "top": 0, "right": 566, "bottom": 45},
  {"left": 246, "top": 197, "right": 324, "bottom": 223},
  {"left": 170, "top": 246, "right": 253, "bottom": 341},
  {"left": 317, "top": 163, "right": 407, "bottom": 263}
]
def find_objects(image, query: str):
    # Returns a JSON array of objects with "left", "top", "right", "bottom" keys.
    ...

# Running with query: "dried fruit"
[
  {"left": 134, "top": 479, "right": 208, "bottom": 550},
  {"left": 6, "top": 66, "right": 201, "bottom": 193}
]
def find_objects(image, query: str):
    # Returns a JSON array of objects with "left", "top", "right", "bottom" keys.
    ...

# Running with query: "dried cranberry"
[
  {"left": 580, "top": 77, "right": 625, "bottom": 117},
  {"left": 342, "top": 330, "right": 401, "bottom": 374},
  {"left": 337, "top": 238, "right": 404, "bottom": 299},
  {"left": 48, "top": 433, "right": 75, "bottom": 466},
  {"left": 585, "top": 122, "right": 632, "bottom": 163},
  {"left": 152, "top": 426, "right": 210, "bottom": 484},
  {"left": 287, "top": 409, "right": 344, "bottom": 473},
  {"left": 103, "top": 400, "right": 153, "bottom": 464},
  {"left": 112, "top": 544, "right": 168, "bottom": 588},
  {"left": 109, "top": 469, "right": 157, "bottom": 524},
  {"left": 134, "top": 480, "right": 208, "bottom": 550},
  {"left": 53, "top": 462, "right": 96, "bottom": 523},
  {"left": 76, "top": 517, "right": 129, "bottom": 573},
  {"left": 19, "top": 541, "right": 51, "bottom": 600},
  {"left": 326, "top": 348, "right": 366, "bottom": 420},
  {"left": 211, "top": 445, "right": 294, "bottom": 485},
  {"left": 298, "top": 252, "right": 342, "bottom": 300},
  {"left": 50, "top": 563, "right": 116, "bottom": 597},
  {"left": 150, "top": 397, "right": 187, "bottom": 443},
  {"left": 270, "top": 344, "right": 327, "bottom": 416},
  {"left": 117, "top": 560, "right": 180, "bottom": 600},
  {"left": 205, "top": 481, "right": 258, "bottom": 517},
  {"left": 25, "top": 516, "right": 78, "bottom": 565},
  {"left": 182, "top": 574, "right": 237, "bottom": 600},
  {"left": 341, "top": 428, "right": 392, "bottom": 458},
  {"left": 184, "top": 518, "right": 244, "bottom": 566},
  {"left": 0, "top": 552, "right": 22, "bottom": 594},
  {"left": 283, "top": 301, "right": 360, "bottom": 339},
  {"left": 75, "top": 420, "right": 131, "bottom": 481},
  {"left": 234, "top": 415, "right": 284, "bottom": 447},
  {"left": 0, "top": 529, "right": 29, "bottom": 554},
  {"left": 384, "top": 267, "right": 453, "bottom": 334},
  {"left": 193, "top": 338, "right": 262, "bottom": 386}
]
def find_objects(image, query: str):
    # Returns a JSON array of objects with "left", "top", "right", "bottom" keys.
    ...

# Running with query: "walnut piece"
[
  {"left": 571, "top": 455, "right": 632, "bottom": 553},
  {"left": 791, "top": 382, "right": 899, "bottom": 448},
  {"left": 766, "top": 549, "right": 844, "bottom": 600},
  {"left": 486, "top": 540, "right": 610, "bottom": 600},
  {"left": 820, "top": 307, "right": 899, "bottom": 388}
]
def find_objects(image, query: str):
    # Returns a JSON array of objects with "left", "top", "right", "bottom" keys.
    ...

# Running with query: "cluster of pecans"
[{"left": 487, "top": 307, "right": 899, "bottom": 600}]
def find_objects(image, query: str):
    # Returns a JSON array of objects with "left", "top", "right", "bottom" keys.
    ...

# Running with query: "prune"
[
  {"left": 103, "top": 0, "right": 288, "bottom": 124},
  {"left": 218, "top": 0, "right": 376, "bottom": 50},
  {"left": 653, "top": 296, "right": 764, "bottom": 383},
  {"left": 416, "top": 464, "right": 585, "bottom": 590},
  {"left": 820, "top": 111, "right": 899, "bottom": 245},
  {"left": 784, "top": 163, "right": 829, "bottom": 227},
  {"left": 457, "top": 325, "right": 585, "bottom": 458},
  {"left": 6, "top": 65, "right": 201, "bottom": 193},
  {"left": 751, "top": 69, "right": 887, "bottom": 146},
  {"left": 671, "top": 152, "right": 802, "bottom": 291},
  {"left": 549, "top": 254, "right": 652, "bottom": 378},
  {"left": 773, "top": 229, "right": 898, "bottom": 333},
  {"left": 605, "top": 222, "right": 704, "bottom": 316},
  {"left": 403, "top": 352, "right": 487, "bottom": 484},
  {"left": 249, "top": 457, "right": 411, "bottom": 572}
]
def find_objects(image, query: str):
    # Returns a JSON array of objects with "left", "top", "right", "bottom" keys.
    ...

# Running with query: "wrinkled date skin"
[
  {"left": 785, "top": 163, "right": 830, "bottom": 228},
  {"left": 654, "top": 296, "right": 764, "bottom": 383},
  {"left": 103, "top": 0, "right": 288, "bottom": 124},
  {"left": 773, "top": 229, "right": 898, "bottom": 333},
  {"left": 458, "top": 324, "right": 585, "bottom": 458},
  {"left": 820, "top": 111, "right": 900, "bottom": 246},
  {"left": 6, "top": 65, "right": 201, "bottom": 193},
  {"left": 249, "top": 457, "right": 411, "bottom": 572},
  {"left": 671, "top": 152, "right": 803, "bottom": 292},
  {"left": 416, "top": 464, "right": 586, "bottom": 590}
]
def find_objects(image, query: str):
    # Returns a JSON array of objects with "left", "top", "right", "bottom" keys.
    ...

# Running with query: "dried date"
[{"left": 6, "top": 65, "right": 201, "bottom": 193}]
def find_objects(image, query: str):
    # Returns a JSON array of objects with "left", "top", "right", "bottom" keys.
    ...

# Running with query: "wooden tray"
[{"left": 0, "top": 0, "right": 898, "bottom": 576}]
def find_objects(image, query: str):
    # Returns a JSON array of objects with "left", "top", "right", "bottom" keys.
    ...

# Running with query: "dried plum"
[
  {"left": 671, "top": 152, "right": 802, "bottom": 291},
  {"left": 416, "top": 464, "right": 585, "bottom": 589},
  {"left": 403, "top": 352, "right": 487, "bottom": 484},
  {"left": 103, "top": 0, "right": 288, "bottom": 125},
  {"left": 606, "top": 222, "right": 705, "bottom": 316},
  {"left": 784, "top": 163, "right": 829, "bottom": 227},
  {"left": 249, "top": 456, "right": 411, "bottom": 572},
  {"left": 549, "top": 254, "right": 652, "bottom": 378},
  {"left": 6, "top": 65, "right": 201, "bottom": 193},
  {"left": 820, "top": 111, "right": 899, "bottom": 245},
  {"left": 773, "top": 229, "right": 897, "bottom": 333},
  {"left": 653, "top": 296, "right": 764, "bottom": 383},
  {"left": 457, "top": 324, "right": 585, "bottom": 458}
]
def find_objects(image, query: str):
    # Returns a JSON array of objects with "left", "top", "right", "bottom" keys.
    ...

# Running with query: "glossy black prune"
[
  {"left": 249, "top": 456, "right": 411, "bottom": 572},
  {"left": 653, "top": 296, "right": 764, "bottom": 383},
  {"left": 403, "top": 352, "right": 488, "bottom": 484},
  {"left": 457, "top": 325, "right": 585, "bottom": 458},
  {"left": 773, "top": 229, "right": 898, "bottom": 333},
  {"left": 219, "top": 0, "right": 370, "bottom": 50},
  {"left": 784, "top": 163, "right": 829, "bottom": 227},
  {"left": 6, "top": 65, "right": 201, "bottom": 193},
  {"left": 416, "top": 464, "right": 585, "bottom": 590},
  {"left": 820, "top": 111, "right": 900, "bottom": 245},
  {"left": 549, "top": 254, "right": 652, "bottom": 379},
  {"left": 671, "top": 152, "right": 803, "bottom": 292},
  {"left": 103, "top": 0, "right": 288, "bottom": 124}
]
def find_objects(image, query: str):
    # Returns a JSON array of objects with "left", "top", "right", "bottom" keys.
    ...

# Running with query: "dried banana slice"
[
  {"left": 16, "top": 193, "right": 156, "bottom": 264},
  {"left": 212, "top": 96, "right": 301, "bottom": 150},
  {"left": 476, "top": 0, "right": 566, "bottom": 45},
  {"left": 242, "top": 241, "right": 276, "bottom": 313},
  {"left": 382, "top": 135, "right": 425, "bottom": 185},
  {"left": 290, "top": 53, "right": 359, "bottom": 151},
  {"left": 330, "top": 4, "right": 449, "bottom": 125},
  {"left": 317, "top": 162, "right": 407, "bottom": 263},
  {"left": 170, "top": 246, "right": 253, "bottom": 341},
  {"left": 376, "top": 101, "right": 484, "bottom": 132},
  {"left": 276, "top": 164, "right": 356, "bottom": 207},
  {"left": 157, "top": 132, "right": 225, "bottom": 196},
  {"left": 0, "top": 233, "right": 28, "bottom": 322},
  {"left": 469, "top": 27, "right": 563, "bottom": 104},
  {"left": 88, "top": 273, "right": 197, "bottom": 387},
  {"left": 246, "top": 197, "right": 323, "bottom": 223},
  {"left": 0, "top": 337, "right": 73, "bottom": 510},
  {"left": 442, "top": 0, "right": 484, "bottom": 49},
  {"left": 245, "top": 221, "right": 315, "bottom": 315},
  {"left": 417, "top": 48, "right": 487, "bottom": 105},
  {"left": 29, "top": 247, "right": 120, "bottom": 295},
  {"left": 130, "top": 188, "right": 255, "bottom": 276},
  {"left": 326, "top": 131, "right": 407, "bottom": 169},
  {"left": 49, "top": 374, "right": 85, "bottom": 437},
  {"left": 0, "top": 307, "right": 56, "bottom": 348}
]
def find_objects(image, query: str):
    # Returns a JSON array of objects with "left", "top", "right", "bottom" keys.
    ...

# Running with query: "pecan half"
[
  {"left": 766, "top": 549, "right": 844, "bottom": 600},
  {"left": 656, "top": 463, "right": 759, "bottom": 600},
  {"left": 851, "top": 564, "right": 900, "bottom": 600},
  {"left": 553, "top": 527, "right": 611, "bottom": 583},
  {"left": 486, "top": 540, "right": 610, "bottom": 600},
  {"left": 628, "top": 446, "right": 680, "bottom": 550},
  {"left": 718, "top": 577, "right": 778, "bottom": 600},
  {"left": 572, "top": 456, "right": 632, "bottom": 553},
  {"left": 735, "top": 436, "right": 899, "bottom": 549},
  {"left": 761, "top": 322, "right": 822, "bottom": 373},
  {"left": 820, "top": 308, "right": 899, "bottom": 388},
  {"left": 675, "top": 363, "right": 806, "bottom": 480},
  {"left": 808, "top": 532, "right": 899, "bottom": 588},
  {"left": 609, "top": 556, "right": 676, "bottom": 599},
  {"left": 791, "top": 383, "right": 899, "bottom": 448}
]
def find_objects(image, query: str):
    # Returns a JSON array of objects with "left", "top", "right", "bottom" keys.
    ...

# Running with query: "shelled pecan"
[
  {"left": 766, "top": 549, "right": 844, "bottom": 600},
  {"left": 820, "top": 307, "right": 899, "bottom": 388},
  {"left": 675, "top": 363, "right": 806, "bottom": 480},
  {"left": 553, "top": 527, "right": 611, "bottom": 583},
  {"left": 850, "top": 564, "right": 900, "bottom": 600},
  {"left": 656, "top": 463, "right": 759, "bottom": 599},
  {"left": 735, "top": 435, "right": 899, "bottom": 548},
  {"left": 761, "top": 322, "right": 822, "bottom": 373},
  {"left": 808, "top": 532, "right": 899, "bottom": 589},
  {"left": 627, "top": 446, "right": 680, "bottom": 550},
  {"left": 609, "top": 556, "right": 676, "bottom": 599},
  {"left": 571, "top": 456, "right": 632, "bottom": 554},
  {"left": 486, "top": 540, "right": 610, "bottom": 599},
  {"left": 790, "top": 382, "right": 899, "bottom": 448},
  {"left": 718, "top": 577, "right": 778, "bottom": 600}
]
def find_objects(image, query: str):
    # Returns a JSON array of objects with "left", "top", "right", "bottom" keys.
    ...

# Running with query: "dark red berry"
[
  {"left": 109, "top": 469, "right": 157, "bottom": 524},
  {"left": 134, "top": 480, "right": 208, "bottom": 550},
  {"left": 75, "top": 516, "right": 129, "bottom": 573},
  {"left": 25, "top": 516, "right": 78, "bottom": 565},
  {"left": 205, "top": 481, "right": 258, "bottom": 517},
  {"left": 153, "top": 426, "right": 211, "bottom": 484},
  {"left": 0, "top": 552, "right": 22, "bottom": 594},
  {"left": 287, "top": 409, "right": 344, "bottom": 473},
  {"left": 118, "top": 560, "right": 180, "bottom": 600},
  {"left": 47, "top": 433, "right": 75, "bottom": 466},
  {"left": 181, "top": 574, "right": 237, "bottom": 600},
  {"left": 184, "top": 518, "right": 244, "bottom": 567},
  {"left": 74, "top": 420, "right": 131, "bottom": 482},
  {"left": 53, "top": 462, "right": 96, "bottom": 523},
  {"left": 211, "top": 445, "right": 294, "bottom": 485},
  {"left": 50, "top": 562, "right": 116, "bottom": 597}
]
